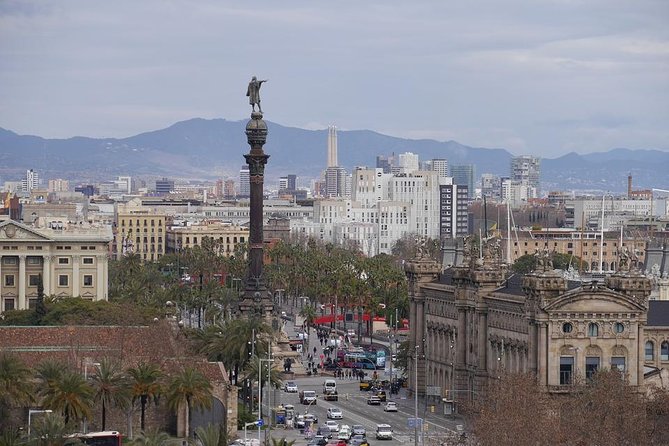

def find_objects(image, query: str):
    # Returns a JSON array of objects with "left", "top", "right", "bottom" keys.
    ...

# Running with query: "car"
[
  {"left": 304, "top": 413, "right": 319, "bottom": 425},
  {"left": 375, "top": 390, "right": 387, "bottom": 402},
  {"left": 326, "top": 440, "right": 347, "bottom": 446},
  {"left": 383, "top": 402, "right": 398, "bottom": 412},
  {"left": 327, "top": 407, "right": 343, "bottom": 419},
  {"left": 326, "top": 420, "right": 340, "bottom": 433},
  {"left": 375, "top": 424, "right": 393, "bottom": 440},
  {"left": 317, "top": 425, "right": 332, "bottom": 439},
  {"left": 338, "top": 425, "right": 351, "bottom": 441},
  {"left": 307, "top": 436, "right": 328, "bottom": 446},
  {"left": 367, "top": 395, "right": 381, "bottom": 405},
  {"left": 349, "top": 435, "right": 367, "bottom": 446},
  {"left": 351, "top": 425, "right": 366, "bottom": 437},
  {"left": 284, "top": 381, "right": 298, "bottom": 393}
]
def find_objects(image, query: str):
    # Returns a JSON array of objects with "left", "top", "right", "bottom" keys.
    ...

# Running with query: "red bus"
[{"left": 71, "top": 431, "right": 122, "bottom": 446}]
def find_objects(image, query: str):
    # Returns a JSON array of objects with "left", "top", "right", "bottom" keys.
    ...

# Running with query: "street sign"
[
  {"left": 256, "top": 419, "right": 264, "bottom": 427},
  {"left": 407, "top": 417, "right": 424, "bottom": 428}
]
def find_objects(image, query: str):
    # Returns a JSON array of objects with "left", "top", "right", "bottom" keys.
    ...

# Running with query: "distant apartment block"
[
  {"left": 22, "top": 169, "right": 39, "bottom": 193},
  {"left": 113, "top": 205, "right": 167, "bottom": 261},
  {"left": 511, "top": 155, "right": 541, "bottom": 198},
  {"left": 166, "top": 221, "right": 248, "bottom": 256},
  {"left": 398, "top": 152, "right": 419, "bottom": 174},
  {"left": 48, "top": 179, "right": 70, "bottom": 193},
  {"left": 224, "top": 179, "right": 235, "bottom": 199}
]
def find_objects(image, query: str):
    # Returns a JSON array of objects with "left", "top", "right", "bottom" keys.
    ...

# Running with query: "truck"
[{"left": 299, "top": 390, "right": 317, "bottom": 405}]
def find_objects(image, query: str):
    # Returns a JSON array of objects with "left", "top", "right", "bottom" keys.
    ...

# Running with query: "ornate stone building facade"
[
  {"left": 407, "top": 238, "right": 669, "bottom": 409},
  {"left": 0, "top": 219, "right": 112, "bottom": 312}
]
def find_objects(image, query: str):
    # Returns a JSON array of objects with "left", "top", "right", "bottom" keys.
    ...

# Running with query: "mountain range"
[{"left": 1, "top": 118, "right": 667, "bottom": 193}]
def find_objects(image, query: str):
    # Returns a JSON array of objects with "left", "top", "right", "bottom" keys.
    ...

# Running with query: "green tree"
[
  {"left": 166, "top": 367, "right": 213, "bottom": 438},
  {"left": 126, "top": 429, "right": 170, "bottom": 446},
  {"left": 193, "top": 423, "right": 227, "bottom": 446},
  {"left": 90, "top": 358, "right": 131, "bottom": 431},
  {"left": 128, "top": 362, "right": 163, "bottom": 432},
  {"left": 41, "top": 370, "right": 93, "bottom": 426},
  {"left": 242, "top": 356, "right": 283, "bottom": 393},
  {"left": 36, "top": 360, "right": 67, "bottom": 402},
  {"left": 0, "top": 353, "right": 34, "bottom": 430},
  {"left": 270, "top": 438, "right": 296, "bottom": 446},
  {"left": 29, "top": 412, "right": 69, "bottom": 446}
]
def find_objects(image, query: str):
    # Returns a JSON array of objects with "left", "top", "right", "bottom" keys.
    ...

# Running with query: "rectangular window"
[
  {"left": 83, "top": 257, "right": 94, "bottom": 265},
  {"left": 3, "top": 257, "right": 17, "bottom": 265},
  {"left": 28, "top": 298, "right": 37, "bottom": 309},
  {"left": 586, "top": 357, "right": 600, "bottom": 380},
  {"left": 58, "top": 275, "right": 69, "bottom": 287},
  {"left": 611, "top": 357, "right": 626, "bottom": 373},
  {"left": 29, "top": 275, "right": 40, "bottom": 286},
  {"left": 4, "top": 275, "right": 15, "bottom": 287},
  {"left": 4, "top": 298, "right": 14, "bottom": 312},
  {"left": 27, "top": 257, "right": 41, "bottom": 265},
  {"left": 58, "top": 257, "right": 69, "bottom": 265},
  {"left": 83, "top": 275, "right": 93, "bottom": 287},
  {"left": 560, "top": 356, "right": 574, "bottom": 385}
]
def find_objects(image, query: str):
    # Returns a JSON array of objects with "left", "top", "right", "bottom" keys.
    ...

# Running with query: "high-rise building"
[
  {"left": 511, "top": 155, "right": 541, "bottom": 197},
  {"left": 398, "top": 152, "right": 419, "bottom": 174},
  {"left": 117, "top": 176, "right": 132, "bottom": 194},
  {"left": 325, "top": 166, "right": 349, "bottom": 198},
  {"left": 376, "top": 155, "right": 392, "bottom": 174},
  {"left": 155, "top": 178, "right": 175, "bottom": 195},
  {"left": 431, "top": 159, "right": 449, "bottom": 178},
  {"left": 278, "top": 177, "right": 289, "bottom": 190},
  {"left": 481, "top": 174, "right": 501, "bottom": 200},
  {"left": 224, "top": 179, "right": 235, "bottom": 199},
  {"left": 239, "top": 166, "right": 250, "bottom": 197},
  {"left": 440, "top": 182, "right": 470, "bottom": 239},
  {"left": 327, "top": 125, "right": 338, "bottom": 168},
  {"left": 22, "top": 169, "right": 39, "bottom": 193},
  {"left": 451, "top": 164, "right": 475, "bottom": 200},
  {"left": 286, "top": 174, "right": 297, "bottom": 191}
]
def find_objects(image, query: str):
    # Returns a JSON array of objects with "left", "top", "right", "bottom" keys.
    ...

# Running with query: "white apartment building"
[
  {"left": 48, "top": 179, "right": 70, "bottom": 193},
  {"left": 565, "top": 197, "right": 667, "bottom": 230},
  {"left": 398, "top": 152, "right": 420, "bottom": 174}
]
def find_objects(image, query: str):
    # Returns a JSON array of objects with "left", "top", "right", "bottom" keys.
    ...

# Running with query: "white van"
[
  {"left": 323, "top": 379, "right": 337, "bottom": 394},
  {"left": 376, "top": 424, "right": 393, "bottom": 440}
]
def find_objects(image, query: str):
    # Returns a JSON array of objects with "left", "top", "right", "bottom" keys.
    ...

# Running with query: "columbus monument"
[{"left": 239, "top": 76, "right": 273, "bottom": 318}]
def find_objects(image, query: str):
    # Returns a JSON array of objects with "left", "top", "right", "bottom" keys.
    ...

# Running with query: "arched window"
[
  {"left": 645, "top": 341, "right": 654, "bottom": 361},
  {"left": 588, "top": 323, "right": 599, "bottom": 337},
  {"left": 661, "top": 342, "right": 669, "bottom": 361}
]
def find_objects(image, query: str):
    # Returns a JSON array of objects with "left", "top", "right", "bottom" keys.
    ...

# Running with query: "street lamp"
[
  {"left": 28, "top": 409, "right": 52, "bottom": 436},
  {"left": 258, "top": 355, "right": 274, "bottom": 444},
  {"left": 414, "top": 345, "right": 420, "bottom": 446}
]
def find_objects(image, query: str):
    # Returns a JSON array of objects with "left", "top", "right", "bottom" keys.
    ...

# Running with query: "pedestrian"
[{"left": 313, "top": 346, "right": 317, "bottom": 355}]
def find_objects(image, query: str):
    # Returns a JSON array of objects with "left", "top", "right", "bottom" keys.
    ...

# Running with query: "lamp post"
[
  {"left": 258, "top": 356, "right": 274, "bottom": 444},
  {"left": 414, "top": 345, "right": 420, "bottom": 446},
  {"left": 28, "top": 409, "right": 52, "bottom": 436}
]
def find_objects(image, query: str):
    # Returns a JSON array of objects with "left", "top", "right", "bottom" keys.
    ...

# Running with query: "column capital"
[
  {"left": 72, "top": 254, "right": 81, "bottom": 261},
  {"left": 43, "top": 255, "right": 52, "bottom": 263},
  {"left": 18, "top": 254, "right": 26, "bottom": 261}
]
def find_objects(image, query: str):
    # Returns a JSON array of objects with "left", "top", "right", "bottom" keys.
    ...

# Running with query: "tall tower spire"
[{"left": 327, "top": 125, "right": 338, "bottom": 168}]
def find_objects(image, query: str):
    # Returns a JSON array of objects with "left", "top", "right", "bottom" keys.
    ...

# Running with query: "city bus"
[{"left": 70, "top": 431, "right": 123, "bottom": 446}]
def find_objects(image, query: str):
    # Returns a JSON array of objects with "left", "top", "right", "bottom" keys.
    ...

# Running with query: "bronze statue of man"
[{"left": 246, "top": 76, "right": 268, "bottom": 113}]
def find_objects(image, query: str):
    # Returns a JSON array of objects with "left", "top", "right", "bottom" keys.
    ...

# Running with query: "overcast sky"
[{"left": 1, "top": 0, "right": 667, "bottom": 158}]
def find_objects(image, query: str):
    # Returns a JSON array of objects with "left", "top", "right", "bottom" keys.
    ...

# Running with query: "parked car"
[
  {"left": 383, "top": 401, "right": 398, "bottom": 412},
  {"left": 326, "top": 420, "right": 340, "bottom": 433},
  {"left": 367, "top": 395, "right": 381, "bottom": 405},
  {"left": 327, "top": 407, "right": 343, "bottom": 419},
  {"left": 284, "top": 381, "right": 298, "bottom": 393}
]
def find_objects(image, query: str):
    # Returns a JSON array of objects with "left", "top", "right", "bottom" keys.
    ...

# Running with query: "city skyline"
[{"left": 1, "top": 1, "right": 667, "bottom": 158}]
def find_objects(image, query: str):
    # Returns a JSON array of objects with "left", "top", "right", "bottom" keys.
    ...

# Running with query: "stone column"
[
  {"left": 528, "top": 321, "right": 538, "bottom": 374},
  {"left": 42, "top": 256, "right": 51, "bottom": 296},
  {"left": 537, "top": 322, "right": 547, "bottom": 386},
  {"left": 477, "top": 306, "right": 488, "bottom": 371},
  {"left": 18, "top": 255, "right": 26, "bottom": 310},
  {"left": 72, "top": 255, "right": 80, "bottom": 297},
  {"left": 96, "top": 255, "right": 105, "bottom": 300}
]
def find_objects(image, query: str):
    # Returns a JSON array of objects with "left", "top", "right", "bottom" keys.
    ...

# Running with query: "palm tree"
[
  {"left": 35, "top": 360, "right": 67, "bottom": 397},
  {"left": 0, "top": 353, "right": 34, "bottom": 429},
  {"left": 128, "top": 362, "right": 162, "bottom": 432},
  {"left": 29, "top": 412, "right": 69, "bottom": 446},
  {"left": 270, "top": 438, "right": 296, "bottom": 446},
  {"left": 41, "top": 370, "right": 93, "bottom": 426},
  {"left": 91, "top": 358, "right": 131, "bottom": 430},
  {"left": 242, "top": 356, "right": 283, "bottom": 391},
  {"left": 166, "top": 367, "right": 213, "bottom": 438},
  {"left": 127, "top": 429, "right": 170, "bottom": 446},
  {"left": 193, "top": 423, "right": 226, "bottom": 446}
]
